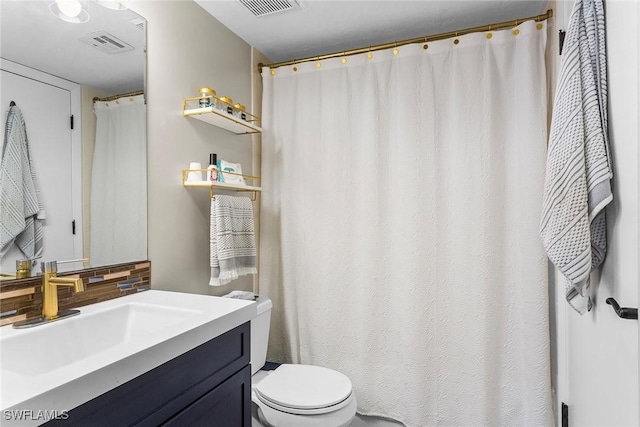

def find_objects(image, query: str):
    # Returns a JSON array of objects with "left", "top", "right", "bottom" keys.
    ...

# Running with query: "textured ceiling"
[
  {"left": 1, "top": 1, "right": 145, "bottom": 94},
  {"left": 1, "top": 1, "right": 549, "bottom": 92},
  {"left": 195, "top": 0, "right": 549, "bottom": 63}
]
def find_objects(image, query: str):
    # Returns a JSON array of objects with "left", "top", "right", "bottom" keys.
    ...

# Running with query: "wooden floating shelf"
[{"left": 183, "top": 106, "right": 262, "bottom": 135}]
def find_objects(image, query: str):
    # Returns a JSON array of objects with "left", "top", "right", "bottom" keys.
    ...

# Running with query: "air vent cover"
[
  {"left": 79, "top": 31, "right": 134, "bottom": 54},
  {"left": 239, "top": 0, "right": 300, "bottom": 17}
]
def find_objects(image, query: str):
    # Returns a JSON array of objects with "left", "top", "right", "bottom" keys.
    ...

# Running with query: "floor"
[
  {"left": 252, "top": 407, "right": 405, "bottom": 426},
  {"left": 352, "top": 414, "right": 405, "bottom": 426}
]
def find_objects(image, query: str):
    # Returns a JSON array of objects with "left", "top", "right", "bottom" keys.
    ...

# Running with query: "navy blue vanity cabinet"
[
  {"left": 45, "top": 322, "right": 251, "bottom": 427},
  {"left": 162, "top": 364, "right": 251, "bottom": 426}
]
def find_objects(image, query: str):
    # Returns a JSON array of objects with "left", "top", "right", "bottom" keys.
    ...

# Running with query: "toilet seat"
[
  {"left": 253, "top": 392, "right": 356, "bottom": 427},
  {"left": 254, "top": 364, "right": 353, "bottom": 415}
]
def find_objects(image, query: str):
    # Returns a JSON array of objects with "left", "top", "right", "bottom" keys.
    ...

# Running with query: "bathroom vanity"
[
  {"left": 47, "top": 323, "right": 251, "bottom": 426},
  {"left": 0, "top": 291, "right": 256, "bottom": 427}
]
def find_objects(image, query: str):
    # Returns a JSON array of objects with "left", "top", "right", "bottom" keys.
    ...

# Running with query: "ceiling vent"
[
  {"left": 79, "top": 31, "right": 134, "bottom": 54},
  {"left": 239, "top": 0, "right": 300, "bottom": 17}
]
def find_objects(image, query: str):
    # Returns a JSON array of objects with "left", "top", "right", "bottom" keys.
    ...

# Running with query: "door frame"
[
  {"left": 0, "top": 58, "right": 83, "bottom": 263},
  {"left": 637, "top": 2, "right": 640, "bottom": 424}
]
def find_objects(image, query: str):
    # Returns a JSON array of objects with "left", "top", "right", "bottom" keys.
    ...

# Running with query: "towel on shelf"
[
  {"left": 540, "top": 0, "right": 611, "bottom": 314},
  {"left": 209, "top": 195, "right": 257, "bottom": 286},
  {"left": 0, "top": 105, "right": 45, "bottom": 258}
]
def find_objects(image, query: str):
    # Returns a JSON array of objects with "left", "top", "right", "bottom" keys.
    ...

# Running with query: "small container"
[
  {"left": 218, "top": 96, "right": 234, "bottom": 115},
  {"left": 186, "top": 162, "right": 204, "bottom": 182},
  {"left": 233, "top": 103, "right": 248, "bottom": 121},
  {"left": 16, "top": 259, "right": 32, "bottom": 279},
  {"left": 198, "top": 87, "right": 216, "bottom": 108},
  {"left": 207, "top": 153, "right": 218, "bottom": 183}
]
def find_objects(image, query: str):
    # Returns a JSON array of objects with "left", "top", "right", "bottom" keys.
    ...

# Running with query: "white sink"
[
  {"left": 2, "top": 302, "right": 201, "bottom": 376},
  {"left": 0, "top": 290, "right": 257, "bottom": 423}
]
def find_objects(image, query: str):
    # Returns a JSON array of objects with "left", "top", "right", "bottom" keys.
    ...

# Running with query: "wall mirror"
[{"left": 0, "top": 0, "right": 147, "bottom": 279}]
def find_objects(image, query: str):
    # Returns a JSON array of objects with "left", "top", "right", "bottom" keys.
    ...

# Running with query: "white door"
[
  {"left": 637, "top": 1, "right": 640, "bottom": 422},
  {"left": 556, "top": 1, "right": 640, "bottom": 425},
  {"left": 0, "top": 69, "right": 76, "bottom": 273}
]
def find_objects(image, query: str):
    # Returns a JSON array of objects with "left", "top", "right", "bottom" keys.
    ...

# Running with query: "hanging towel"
[
  {"left": 210, "top": 195, "right": 257, "bottom": 286},
  {"left": 540, "top": 0, "right": 611, "bottom": 314},
  {"left": 0, "top": 105, "right": 45, "bottom": 258}
]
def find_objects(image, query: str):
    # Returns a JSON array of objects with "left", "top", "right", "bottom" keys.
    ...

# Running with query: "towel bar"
[{"left": 605, "top": 298, "right": 638, "bottom": 320}]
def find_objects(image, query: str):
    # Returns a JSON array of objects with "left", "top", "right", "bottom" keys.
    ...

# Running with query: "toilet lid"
[{"left": 254, "top": 364, "right": 353, "bottom": 413}]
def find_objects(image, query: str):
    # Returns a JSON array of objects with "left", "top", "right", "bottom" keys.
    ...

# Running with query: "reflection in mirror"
[{"left": 0, "top": 0, "right": 147, "bottom": 279}]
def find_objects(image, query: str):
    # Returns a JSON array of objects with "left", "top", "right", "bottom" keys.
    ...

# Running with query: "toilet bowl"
[{"left": 250, "top": 296, "right": 357, "bottom": 427}]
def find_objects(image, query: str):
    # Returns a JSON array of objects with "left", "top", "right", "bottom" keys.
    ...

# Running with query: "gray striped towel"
[
  {"left": 0, "top": 105, "right": 45, "bottom": 258},
  {"left": 209, "top": 195, "right": 257, "bottom": 286},
  {"left": 540, "top": 0, "right": 612, "bottom": 314}
]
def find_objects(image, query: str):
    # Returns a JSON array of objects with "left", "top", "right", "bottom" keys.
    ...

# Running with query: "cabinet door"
[{"left": 162, "top": 364, "right": 251, "bottom": 427}]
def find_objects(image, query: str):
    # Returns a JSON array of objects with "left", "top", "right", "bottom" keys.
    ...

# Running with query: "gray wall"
[{"left": 130, "top": 0, "right": 255, "bottom": 295}]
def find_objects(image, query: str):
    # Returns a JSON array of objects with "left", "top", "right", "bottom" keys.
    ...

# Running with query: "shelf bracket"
[{"left": 209, "top": 186, "right": 257, "bottom": 202}]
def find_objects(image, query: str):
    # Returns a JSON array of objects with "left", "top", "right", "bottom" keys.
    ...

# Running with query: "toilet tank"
[{"left": 251, "top": 296, "right": 273, "bottom": 375}]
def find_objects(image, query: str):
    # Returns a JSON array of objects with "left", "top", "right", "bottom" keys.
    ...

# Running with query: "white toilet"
[{"left": 251, "top": 296, "right": 357, "bottom": 427}]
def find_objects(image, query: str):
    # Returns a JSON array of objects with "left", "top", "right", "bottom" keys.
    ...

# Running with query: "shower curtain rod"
[
  {"left": 258, "top": 9, "right": 553, "bottom": 72},
  {"left": 93, "top": 90, "right": 145, "bottom": 103}
]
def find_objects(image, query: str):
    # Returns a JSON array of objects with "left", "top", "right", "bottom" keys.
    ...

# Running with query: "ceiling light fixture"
[
  {"left": 95, "top": 0, "right": 128, "bottom": 11},
  {"left": 49, "top": 0, "right": 90, "bottom": 23}
]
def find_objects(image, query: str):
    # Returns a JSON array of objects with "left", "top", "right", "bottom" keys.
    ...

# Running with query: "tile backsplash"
[{"left": 0, "top": 261, "right": 150, "bottom": 327}]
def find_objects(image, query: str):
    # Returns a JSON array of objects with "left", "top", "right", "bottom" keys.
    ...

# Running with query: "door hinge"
[
  {"left": 72, "top": 220, "right": 76, "bottom": 235},
  {"left": 562, "top": 402, "right": 569, "bottom": 427},
  {"left": 559, "top": 30, "right": 566, "bottom": 55},
  {"left": 70, "top": 115, "right": 74, "bottom": 130}
]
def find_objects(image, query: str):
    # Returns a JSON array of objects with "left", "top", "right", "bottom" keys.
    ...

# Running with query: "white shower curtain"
[
  {"left": 90, "top": 95, "right": 147, "bottom": 266},
  {"left": 260, "top": 20, "right": 552, "bottom": 427}
]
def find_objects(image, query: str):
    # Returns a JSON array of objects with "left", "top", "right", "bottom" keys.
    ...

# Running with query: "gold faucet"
[{"left": 42, "top": 261, "right": 84, "bottom": 319}]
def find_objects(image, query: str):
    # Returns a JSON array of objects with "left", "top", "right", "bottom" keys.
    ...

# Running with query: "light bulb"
[
  {"left": 56, "top": 0, "right": 82, "bottom": 17},
  {"left": 49, "top": 0, "right": 90, "bottom": 23}
]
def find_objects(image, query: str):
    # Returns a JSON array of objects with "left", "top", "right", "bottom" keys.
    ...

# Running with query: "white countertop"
[{"left": 0, "top": 290, "right": 256, "bottom": 426}]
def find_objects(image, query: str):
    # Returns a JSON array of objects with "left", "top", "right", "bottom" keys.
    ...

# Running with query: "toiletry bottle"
[{"left": 208, "top": 153, "right": 218, "bottom": 183}]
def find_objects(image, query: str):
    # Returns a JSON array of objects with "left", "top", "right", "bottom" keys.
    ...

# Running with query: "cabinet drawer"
[
  {"left": 162, "top": 364, "right": 251, "bottom": 427},
  {"left": 46, "top": 322, "right": 250, "bottom": 426}
]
